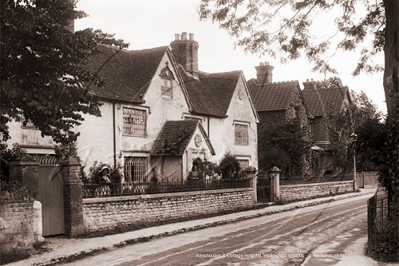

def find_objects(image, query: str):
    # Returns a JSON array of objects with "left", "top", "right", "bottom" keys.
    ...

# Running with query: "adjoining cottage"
[
  {"left": 302, "top": 80, "right": 352, "bottom": 170},
  {"left": 248, "top": 62, "right": 314, "bottom": 176}
]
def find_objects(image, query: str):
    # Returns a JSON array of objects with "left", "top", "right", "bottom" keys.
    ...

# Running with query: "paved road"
[{"left": 64, "top": 194, "right": 372, "bottom": 266}]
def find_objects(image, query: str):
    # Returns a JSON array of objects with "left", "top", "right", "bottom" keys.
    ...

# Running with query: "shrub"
[
  {"left": 216, "top": 153, "right": 241, "bottom": 179},
  {"left": 0, "top": 143, "right": 27, "bottom": 184}
]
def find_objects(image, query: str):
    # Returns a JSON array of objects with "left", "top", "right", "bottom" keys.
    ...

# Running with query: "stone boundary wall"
[
  {"left": 0, "top": 201, "right": 43, "bottom": 254},
  {"left": 359, "top": 171, "right": 379, "bottom": 188},
  {"left": 83, "top": 188, "right": 253, "bottom": 232},
  {"left": 280, "top": 181, "right": 354, "bottom": 202}
]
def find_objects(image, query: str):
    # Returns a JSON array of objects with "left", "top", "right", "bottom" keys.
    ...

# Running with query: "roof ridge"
[
  {"left": 198, "top": 69, "right": 243, "bottom": 76},
  {"left": 271, "top": 80, "right": 299, "bottom": 84}
]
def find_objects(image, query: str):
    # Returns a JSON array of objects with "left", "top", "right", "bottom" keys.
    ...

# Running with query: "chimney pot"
[
  {"left": 306, "top": 79, "right": 309, "bottom": 82},
  {"left": 255, "top": 61, "right": 274, "bottom": 84},
  {"left": 170, "top": 32, "right": 199, "bottom": 75},
  {"left": 311, "top": 78, "right": 313, "bottom": 81}
]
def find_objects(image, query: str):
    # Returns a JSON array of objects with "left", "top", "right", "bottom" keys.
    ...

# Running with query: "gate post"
[
  {"left": 245, "top": 166, "right": 257, "bottom": 205},
  {"left": 61, "top": 157, "right": 84, "bottom": 237},
  {"left": 9, "top": 158, "right": 40, "bottom": 199},
  {"left": 269, "top": 166, "right": 280, "bottom": 202}
]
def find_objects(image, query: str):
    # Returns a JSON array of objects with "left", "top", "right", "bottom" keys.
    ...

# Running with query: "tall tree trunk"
[{"left": 383, "top": 0, "right": 399, "bottom": 123}]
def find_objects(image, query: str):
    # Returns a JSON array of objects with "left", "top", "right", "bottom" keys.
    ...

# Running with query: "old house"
[
  {"left": 81, "top": 32, "right": 259, "bottom": 180},
  {"left": 6, "top": 32, "right": 258, "bottom": 183},
  {"left": 302, "top": 80, "right": 352, "bottom": 170},
  {"left": 170, "top": 33, "right": 259, "bottom": 172},
  {"left": 248, "top": 62, "right": 314, "bottom": 175}
]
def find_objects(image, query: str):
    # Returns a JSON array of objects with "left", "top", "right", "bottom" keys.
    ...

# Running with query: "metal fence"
[
  {"left": 367, "top": 186, "right": 399, "bottom": 262},
  {"left": 257, "top": 176, "right": 272, "bottom": 202},
  {"left": 82, "top": 178, "right": 251, "bottom": 198}
]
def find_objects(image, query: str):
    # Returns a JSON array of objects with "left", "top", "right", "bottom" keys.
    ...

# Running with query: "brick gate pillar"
[
  {"left": 9, "top": 158, "right": 40, "bottom": 199},
  {"left": 61, "top": 157, "right": 84, "bottom": 237}
]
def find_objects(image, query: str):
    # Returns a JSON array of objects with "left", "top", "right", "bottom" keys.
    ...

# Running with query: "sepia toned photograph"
[{"left": 1, "top": 0, "right": 398, "bottom": 265}]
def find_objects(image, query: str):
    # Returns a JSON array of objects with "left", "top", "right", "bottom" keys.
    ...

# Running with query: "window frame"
[
  {"left": 234, "top": 121, "right": 250, "bottom": 145},
  {"left": 123, "top": 156, "right": 148, "bottom": 182},
  {"left": 122, "top": 107, "right": 147, "bottom": 137},
  {"left": 235, "top": 155, "right": 251, "bottom": 170},
  {"left": 161, "top": 79, "right": 173, "bottom": 99}
]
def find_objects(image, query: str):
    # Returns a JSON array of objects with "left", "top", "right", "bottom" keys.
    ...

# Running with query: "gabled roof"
[
  {"left": 247, "top": 80, "right": 301, "bottom": 112},
  {"left": 178, "top": 66, "right": 242, "bottom": 117},
  {"left": 302, "top": 82, "right": 349, "bottom": 117},
  {"left": 84, "top": 45, "right": 169, "bottom": 103},
  {"left": 151, "top": 120, "right": 215, "bottom": 156}
]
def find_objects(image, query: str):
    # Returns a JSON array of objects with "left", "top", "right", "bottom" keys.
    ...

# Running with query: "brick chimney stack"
[
  {"left": 170, "top": 32, "right": 199, "bottom": 75},
  {"left": 255, "top": 62, "right": 274, "bottom": 84},
  {"left": 303, "top": 79, "right": 316, "bottom": 90}
]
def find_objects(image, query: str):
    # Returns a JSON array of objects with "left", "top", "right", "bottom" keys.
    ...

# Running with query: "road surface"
[{"left": 63, "top": 194, "right": 372, "bottom": 266}]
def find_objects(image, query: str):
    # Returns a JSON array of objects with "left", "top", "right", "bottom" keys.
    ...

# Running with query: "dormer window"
[{"left": 159, "top": 63, "right": 175, "bottom": 99}]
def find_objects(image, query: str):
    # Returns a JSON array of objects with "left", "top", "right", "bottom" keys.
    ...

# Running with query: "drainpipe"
[
  {"left": 207, "top": 117, "right": 210, "bottom": 138},
  {"left": 113, "top": 102, "right": 117, "bottom": 169}
]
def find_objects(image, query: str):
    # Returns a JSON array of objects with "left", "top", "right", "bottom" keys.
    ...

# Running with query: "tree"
[
  {"left": 198, "top": 0, "right": 398, "bottom": 124},
  {"left": 1, "top": 0, "right": 129, "bottom": 144},
  {"left": 322, "top": 78, "right": 385, "bottom": 173},
  {"left": 258, "top": 117, "right": 311, "bottom": 177}
]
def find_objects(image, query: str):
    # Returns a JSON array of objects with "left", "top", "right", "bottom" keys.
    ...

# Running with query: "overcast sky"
[{"left": 75, "top": 0, "right": 387, "bottom": 114}]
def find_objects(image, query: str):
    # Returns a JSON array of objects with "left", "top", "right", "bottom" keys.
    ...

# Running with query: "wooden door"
[{"left": 38, "top": 165, "right": 64, "bottom": 236}]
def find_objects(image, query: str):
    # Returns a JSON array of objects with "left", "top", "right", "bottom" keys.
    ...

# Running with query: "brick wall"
[
  {"left": 280, "top": 181, "right": 354, "bottom": 202},
  {"left": 83, "top": 188, "right": 253, "bottom": 232},
  {"left": 0, "top": 201, "right": 43, "bottom": 254}
]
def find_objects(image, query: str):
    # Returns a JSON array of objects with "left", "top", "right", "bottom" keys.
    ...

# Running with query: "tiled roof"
[
  {"left": 178, "top": 66, "right": 241, "bottom": 117},
  {"left": 248, "top": 80, "right": 300, "bottom": 111},
  {"left": 302, "top": 83, "right": 346, "bottom": 117},
  {"left": 151, "top": 120, "right": 215, "bottom": 156},
  {"left": 84, "top": 45, "right": 169, "bottom": 102}
]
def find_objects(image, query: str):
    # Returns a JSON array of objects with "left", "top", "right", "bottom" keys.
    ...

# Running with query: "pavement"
[{"left": 7, "top": 188, "right": 398, "bottom": 266}]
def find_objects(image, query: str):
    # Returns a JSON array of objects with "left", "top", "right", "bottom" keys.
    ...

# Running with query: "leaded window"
[
  {"left": 123, "top": 108, "right": 146, "bottom": 136},
  {"left": 235, "top": 124, "right": 249, "bottom": 145},
  {"left": 124, "top": 157, "right": 148, "bottom": 182}
]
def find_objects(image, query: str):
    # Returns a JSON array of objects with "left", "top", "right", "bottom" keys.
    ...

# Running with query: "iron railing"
[
  {"left": 82, "top": 178, "right": 251, "bottom": 198},
  {"left": 367, "top": 186, "right": 399, "bottom": 262},
  {"left": 257, "top": 176, "right": 272, "bottom": 202}
]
